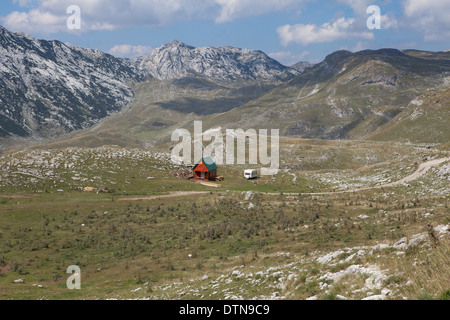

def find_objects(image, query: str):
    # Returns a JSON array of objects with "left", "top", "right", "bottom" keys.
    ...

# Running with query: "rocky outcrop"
[
  {"left": 138, "top": 40, "right": 299, "bottom": 83},
  {"left": 0, "top": 26, "right": 145, "bottom": 138}
]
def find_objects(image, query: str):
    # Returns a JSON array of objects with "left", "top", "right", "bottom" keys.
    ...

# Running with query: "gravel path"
[{"left": 269, "top": 157, "right": 450, "bottom": 196}]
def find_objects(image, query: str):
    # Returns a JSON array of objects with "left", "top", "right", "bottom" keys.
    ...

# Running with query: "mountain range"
[
  {"left": 0, "top": 25, "right": 449, "bottom": 150},
  {"left": 137, "top": 40, "right": 298, "bottom": 83},
  {"left": 0, "top": 26, "right": 299, "bottom": 142},
  {"left": 208, "top": 48, "right": 450, "bottom": 140}
]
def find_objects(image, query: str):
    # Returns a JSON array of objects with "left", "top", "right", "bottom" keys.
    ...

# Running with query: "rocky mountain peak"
[
  {"left": 0, "top": 27, "right": 144, "bottom": 139},
  {"left": 290, "top": 61, "right": 315, "bottom": 73},
  {"left": 0, "top": 27, "right": 302, "bottom": 140},
  {"left": 163, "top": 40, "right": 193, "bottom": 49},
  {"left": 139, "top": 41, "right": 299, "bottom": 83}
]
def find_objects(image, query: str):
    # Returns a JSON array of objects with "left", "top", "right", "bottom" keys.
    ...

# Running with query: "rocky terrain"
[
  {"left": 135, "top": 224, "right": 449, "bottom": 301},
  {"left": 0, "top": 142, "right": 448, "bottom": 300},
  {"left": 290, "top": 61, "right": 315, "bottom": 73},
  {"left": 137, "top": 40, "right": 299, "bottom": 83},
  {"left": 0, "top": 27, "right": 305, "bottom": 144},
  {"left": 0, "top": 26, "right": 449, "bottom": 302},
  {"left": 0, "top": 146, "right": 180, "bottom": 193},
  {"left": 205, "top": 49, "right": 450, "bottom": 140},
  {"left": 0, "top": 26, "right": 145, "bottom": 139},
  {"left": 1, "top": 24, "right": 449, "bottom": 148},
  {"left": 369, "top": 87, "right": 450, "bottom": 144}
]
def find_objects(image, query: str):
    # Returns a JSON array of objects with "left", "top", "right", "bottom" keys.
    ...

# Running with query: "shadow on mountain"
[{"left": 155, "top": 96, "right": 251, "bottom": 116}]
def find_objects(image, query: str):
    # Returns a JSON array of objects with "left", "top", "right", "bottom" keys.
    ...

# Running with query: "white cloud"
[
  {"left": 108, "top": 44, "right": 152, "bottom": 58},
  {"left": 277, "top": 17, "right": 374, "bottom": 46},
  {"left": 338, "top": 0, "right": 372, "bottom": 16},
  {"left": 403, "top": 0, "right": 450, "bottom": 41},
  {"left": 2, "top": 9, "right": 67, "bottom": 34},
  {"left": 2, "top": 0, "right": 218, "bottom": 33},
  {"left": 339, "top": 0, "right": 398, "bottom": 31},
  {"left": 214, "top": 0, "right": 306, "bottom": 23},
  {"left": 403, "top": 0, "right": 449, "bottom": 16},
  {"left": 380, "top": 14, "right": 398, "bottom": 30},
  {"left": 2, "top": 0, "right": 310, "bottom": 33},
  {"left": 269, "top": 50, "right": 310, "bottom": 66}
]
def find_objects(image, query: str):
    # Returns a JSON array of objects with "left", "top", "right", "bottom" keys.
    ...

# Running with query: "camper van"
[{"left": 244, "top": 169, "right": 258, "bottom": 180}]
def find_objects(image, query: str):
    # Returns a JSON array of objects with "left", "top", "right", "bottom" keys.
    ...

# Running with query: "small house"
[{"left": 193, "top": 157, "right": 218, "bottom": 181}]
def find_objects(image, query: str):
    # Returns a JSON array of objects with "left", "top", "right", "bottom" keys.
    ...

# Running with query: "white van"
[{"left": 244, "top": 169, "right": 258, "bottom": 180}]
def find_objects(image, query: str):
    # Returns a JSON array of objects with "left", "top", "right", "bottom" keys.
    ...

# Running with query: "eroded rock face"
[
  {"left": 0, "top": 28, "right": 301, "bottom": 140},
  {"left": 0, "top": 27, "right": 144, "bottom": 139},
  {"left": 138, "top": 40, "right": 299, "bottom": 83}
]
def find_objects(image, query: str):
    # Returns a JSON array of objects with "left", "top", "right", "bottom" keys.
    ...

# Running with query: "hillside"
[
  {"left": 40, "top": 78, "right": 279, "bottom": 149},
  {"left": 290, "top": 61, "right": 314, "bottom": 73},
  {"left": 201, "top": 49, "right": 450, "bottom": 140},
  {"left": 368, "top": 87, "right": 450, "bottom": 143},
  {"left": 0, "top": 26, "right": 300, "bottom": 149},
  {"left": 32, "top": 48, "right": 450, "bottom": 151},
  {"left": 0, "top": 26, "right": 144, "bottom": 140},
  {"left": 1, "top": 24, "right": 448, "bottom": 151},
  {"left": 0, "top": 140, "right": 449, "bottom": 300}
]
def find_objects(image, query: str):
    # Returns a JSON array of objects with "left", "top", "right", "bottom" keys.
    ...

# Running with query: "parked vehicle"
[{"left": 244, "top": 169, "right": 258, "bottom": 180}]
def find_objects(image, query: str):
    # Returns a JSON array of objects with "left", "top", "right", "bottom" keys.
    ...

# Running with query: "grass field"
[{"left": 0, "top": 139, "right": 449, "bottom": 300}]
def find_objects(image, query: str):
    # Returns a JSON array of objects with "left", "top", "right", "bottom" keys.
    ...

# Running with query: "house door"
[{"left": 201, "top": 172, "right": 205, "bottom": 180}]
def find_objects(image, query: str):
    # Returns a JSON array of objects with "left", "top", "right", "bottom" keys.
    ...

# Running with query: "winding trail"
[
  {"left": 381, "top": 157, "right": 450, "bottom": 188},
  {"left": 0, "top": 194, "right": 37, "bottom": 199},
  {"left": 275, "top": 157, "right": 450, "bottom": 196},
  {"left": 115, "top": 191, "right": 212, "bottom": 201}
]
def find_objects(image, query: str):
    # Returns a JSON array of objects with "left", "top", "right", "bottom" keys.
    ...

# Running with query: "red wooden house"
[{"left": 193, "top": 157, "right": 218, "bottom": 181}]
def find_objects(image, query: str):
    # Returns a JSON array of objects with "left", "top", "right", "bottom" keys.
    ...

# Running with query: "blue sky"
[{"left": 0, "top": 0, "right": 449, "bottom": 65}]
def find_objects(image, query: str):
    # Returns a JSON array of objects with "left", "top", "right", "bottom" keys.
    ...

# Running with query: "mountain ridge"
[
  {"left": 0, "top": 25, "right": 449, "bottom": 150},
  {"left": 0, "top": 26, "right": 145, "bottom": 139},
  {"left": 0, "top": 27, "right": 301, "bottom": 143},
  {"left": 137, "top": 40, "right": 299, "bottom": 83}
]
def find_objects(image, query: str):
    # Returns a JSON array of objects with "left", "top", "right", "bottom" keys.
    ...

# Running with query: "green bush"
[{"left": 439, "top": 290, "right": 450, "bottom": 300}]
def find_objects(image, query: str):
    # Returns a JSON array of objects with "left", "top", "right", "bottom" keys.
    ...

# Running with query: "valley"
[
  {"left": 0, "top": 27, "right": 449, "bottom": 301},
  {"left": 0, "top": 138, "right": 449, "bottom": 300}
]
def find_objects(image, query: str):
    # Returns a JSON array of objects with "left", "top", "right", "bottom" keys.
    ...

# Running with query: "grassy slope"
[
  {"left": 0, "top": 50, "right": 449, "bottom": 300},
  {"left": 36, "top": 79, "right": 276, "bottom": 150},
  {"left": 11, "top": 49, "right": 447, "bottom": 153},
  {"left": 1, "top": 165, "right": 449, "bottom": 300},
  {"left": 0, "top": 141, "right": 448, "bottom": 300},
  {"left": 202, "top": 53, "right": 448, "bottom": 140},
  {"left": 367, "top": 88, "right": 450, "bottom": 144}
]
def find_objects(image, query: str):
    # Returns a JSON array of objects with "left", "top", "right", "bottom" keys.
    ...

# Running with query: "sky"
[{"left": 0, "top": 0, "right": 449, "bottom": 65}]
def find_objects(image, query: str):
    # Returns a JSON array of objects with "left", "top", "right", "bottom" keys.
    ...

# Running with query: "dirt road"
[
  {"left": 1, "top": 158, "right": 446, "bottom": 202},
  {"left": 115, "top": 157, "right": 449, "bottom": 201},
  {"left": 298, "top": 157, "right": 450, "bottom": 195},
  {"left": 381, "top": 157, "right": 450, "bottom": 188},
  {"left": 115, "top": 191, "right": 212, "bottom": 201},
  {"left": 265, "top": 157, "right": 450, "bottom": 197},
  {"left": 0, "top": 194, "right": 37, "bottom": 199}
]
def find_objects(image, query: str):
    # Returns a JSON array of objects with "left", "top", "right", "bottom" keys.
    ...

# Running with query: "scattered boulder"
[
  {"left": 245, "top": 191, "right": 255, "bottom": 201},
  {"left": 170, "top": 169, "right": 193, "bottom": 179},
  {"left": 362, "top": 294, "right": 385, "bottom": 300}
]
